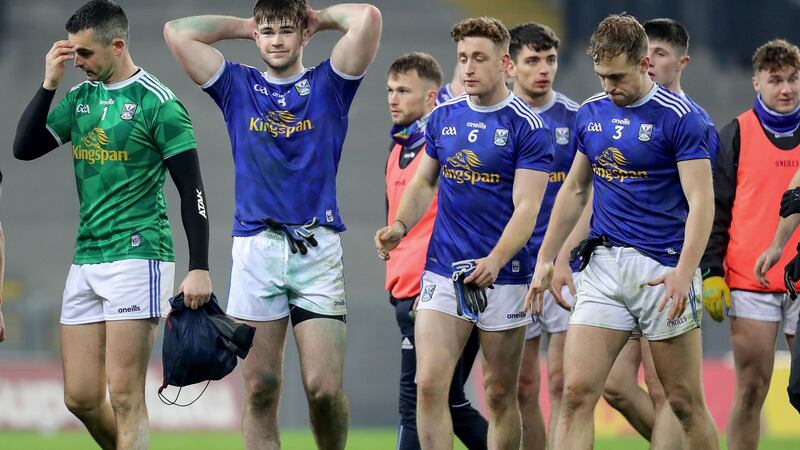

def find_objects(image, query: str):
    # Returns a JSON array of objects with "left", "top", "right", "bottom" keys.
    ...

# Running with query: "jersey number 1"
[{"left": 101, "top": 106, "right": 108, "bottom": 121}]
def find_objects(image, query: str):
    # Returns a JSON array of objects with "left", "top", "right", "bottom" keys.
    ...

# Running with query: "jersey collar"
[
  {"left": 261, "top": 67, "right": 308, "bottom": 85},
  {"left": 530, "top": 91, "right": 557, "bottom": 114},
  {"left": 102, "top": 68, "right": 145, "bottom": 90},
  {"left": 626, "top": 82, "right": 658, "bottom": 108},
  {"left": 466, "top": 90, "right": 514, "bottom": 113}
]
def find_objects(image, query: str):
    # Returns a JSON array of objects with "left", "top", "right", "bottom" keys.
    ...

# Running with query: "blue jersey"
[
  {"left": 577, "top": 84, "right": 710, "bottom": 267},
  {"left": 436, "top": 84, "right": 456, "bottom": 105},
  {"left": 681, "top": 93, "right": 720, "bottom": 167},
  {"left": 424, "top": 93, "right": 554, "bottom": 283},
  {"left": 527, "top": 92, "right": 580, "bottom": 270},
  {"left": 202, "top": 59, "right": 361, "bottom": 236}
]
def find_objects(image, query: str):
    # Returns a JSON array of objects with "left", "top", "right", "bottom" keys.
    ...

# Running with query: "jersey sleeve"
[
  {"left": 424, "top": 112, "right": 439, "bottom": 160},
  {"left": 45, "top": 88, "right": 78, "bottom": 145},
  {"left": 673, "top": 111, "right": 710, "bottom": 162},
  {"left": 321, "top": 59, "right": 363, "bottom": 116},
  {"left": 200, "top": 60, "right": 239, "bottom": 116},
  {"left": 574, "top": 106, "right": 588, "bottom": 155},
  {"left": 152, "top": 99, "right": 197, "bottom": 159},
  {"left": 515, "top": 125, "right": 554, "bottom": 172}
]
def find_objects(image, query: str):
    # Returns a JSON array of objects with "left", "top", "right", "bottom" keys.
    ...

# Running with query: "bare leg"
[
  {"left": 61, "top": 323, "right": 116, "bottom": 450},
  {"left": 105, "top": 319, "right": 158, "bottom": 450},
  {"left": 545, "top": 331, "right": 566, "bottom": 449},
  {"left": 640, "top": 339, "right": 685, "bottom": 450},
  {"left": 295, "top": 318, "right": 349, "bottom": 450},
  {"left": 518, "top": 335, "right": 546, "bottom": 450},
  {"left": 241, "top": 318, "right": 289, "bottom": 450},
  {"left": 602, "top": 339, "right": 654, "bottom": 440}
]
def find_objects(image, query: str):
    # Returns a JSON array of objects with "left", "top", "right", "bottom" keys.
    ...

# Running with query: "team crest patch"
[
  {"left": 555, "top": 127, "right": 570, "bottom": 145},
  {"left": 421, "top": 285, "right": 436, "bottom": 302},
  {"left": 120, "top": 103, "right": 138, "bottom": 120},
  {"left": 638, "top": 123, "right": 654, "bottom": 142},
  {"left": 493, "top": 128, "right": 509, "bottom": 146},
  {"left": 295, "top": 79, "right": 310, "bottom": 96}
]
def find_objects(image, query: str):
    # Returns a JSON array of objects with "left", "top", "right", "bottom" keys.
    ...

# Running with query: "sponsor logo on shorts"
[
  {"left": 421, "top": 285, "right": 435, "bottom": 302},
  {"left": 118, "top": 305, "right": 141, "bottom": 314},
  {"left": 333, "top": 299, "right": 345, "bottom": 307},
  {"left": 667, "top": 316, "right": 688, "bottom": 327},
  {"left": 507, "top": 311, "right": 527, "bottom": 319}
]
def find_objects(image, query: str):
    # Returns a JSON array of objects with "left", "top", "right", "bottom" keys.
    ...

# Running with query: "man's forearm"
[
  {"left": 488, "top": 202, "right": 540, "bottom": 267},
  {"left": 394, "top": 178, "right": 436, "bottom": 233},
  {"left": 676, "top": 195, "right": 714, "bottom": 277},
  {"left": 166, "top": 15, "right": 254, "bottom": 45},
  {"left": 770, "top": 215, "right": 800, "bottom": 251},
  {"left": 538, "top": 186, "right": 591, "bottom": 265}
]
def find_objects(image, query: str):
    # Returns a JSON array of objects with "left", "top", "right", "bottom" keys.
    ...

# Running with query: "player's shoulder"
[
  {"left": 506, "top": 95, "right": 546, "bottom": 130},
  {"left": 554, "top": 91, "right": 580, "bottom": 113},
  {"left": 681, "top": 94, "right": 715, "bottom": 124},
  {"left": 430, "top": 93, "right": 469, "bottom": 119},
  {"left": 132, "top": 70, "right": 178, "bottom": 105},
  {"left": 68, "top": 80, "right": 97, "bottom": 94},
  {"left": 649, "top": 85, "right": 695, "bottom": 119}
]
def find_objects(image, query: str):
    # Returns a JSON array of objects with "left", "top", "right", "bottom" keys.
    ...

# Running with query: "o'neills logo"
[
  {"left": 248, "top": 110, "right": 313, "bottom": 138},
  {"left": 441, "top": 149, "right": 500, "bottom": 185},
  {"left": 592, "top": 146, "right": 647, "bottom": 182},
  {"left": 72, "top": 128, "right": 129, "bottom": 165}
]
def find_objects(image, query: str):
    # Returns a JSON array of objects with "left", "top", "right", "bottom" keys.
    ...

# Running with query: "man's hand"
[
  {"left": 781, "top": 187, "right": 800, "bottom": 217},
  {"left": 44, "top": 40, "right": 74, "bottom": 90},
  {"left": 463, "top": 255, "right": 501, "bottom": 289},
  {"left": 179, "top": 269, "right": 212, "bottom": 310},
  {"left": 754, "top": 246, "right": 783, "bottom": 287},
  {"left": 702, "top": 275, "right": 731, "bottom": 321},
  {"left": 549, "top": 258, "right": 576, "bottom": 311},
  {"left": 375, "top": 222, "right": 405, "bottom": 260},
  {"left": 648, "top": 269, "right": 694, "bottom": 321},
  {"left": 525, "top": 261, "right": 555, "bottom": 314},
  {"left": 0, "top": 308, "right": 5, "bottom": 343}
]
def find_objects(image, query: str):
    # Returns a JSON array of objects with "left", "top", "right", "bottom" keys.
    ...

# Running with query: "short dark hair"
[
  {"left": 254, "top": 0, "right": 309, "bottom": 28},
  {"left": 388, "top": 52, "right": 443, "bottom": 87},
  {"left": 588, "top": 14, "right": 648, "bottom": 64},
  {"left": 509, "top": 22, "right": 560, "bottom": 61},
  {"left": 451, "top": 17, "right": 510, "bottom": 50},
  {"left": 65, "top": 0, "right": 129, "bottom": 45},
  {"left": 752, "top": 39, "right": 800, "bottom": 73},
  {"left": 643, "top": 18, "right": 689, "bottom": 55}
]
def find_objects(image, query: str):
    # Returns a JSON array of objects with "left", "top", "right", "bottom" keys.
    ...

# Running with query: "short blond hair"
[{"left": 588, "top": 14, "right": 648, "bottom": 64}]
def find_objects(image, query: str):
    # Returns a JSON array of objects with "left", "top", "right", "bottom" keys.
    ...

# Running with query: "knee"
[
  {"left": 64, "top": 393, "right": 104, "bottom": 419},
  {"left": 417, "top": 376, "right": 449, "bottom": 406},
  {"left": 245, "top": 373, "right": 282, "bottom": 411},
  {"left": 601, "top": 382, "right": 627, "bottom": 409},
  {"left": 548, "top": 372, "right": 565, "bottom": 403},
  {"left": 516, "top": 373, "right": 539, "bottom": 408},
  {"left": 108, "top": 387, "right": 141, "bottom": 416},
  {"left": 305, "top": 381, "right": 343, "bottom": 412},
  {"left": 485, "top": 382, "right": 515, "bottom": 414},
  {"left": 737, "top": 376, "right": 770, "bottom": 408},
  {"left": 562, "top": 382, "right": 597, "bottom": 413}
]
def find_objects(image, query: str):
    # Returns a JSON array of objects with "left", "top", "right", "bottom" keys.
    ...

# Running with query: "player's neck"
[
  {"left": 514, "top": 86, "right": 554, "bottom": 109},
  {"left": 265, "top": 61, "right": 305, "bottom": 81},
  {"left": 105, "top": 56, "right": 137, "bottom": 84},
  {"left": 632, "top": 77, "right": 655, "bottom": 104},
  {"left": 664, "top": 78, "right": 683, "bottom": 95},
  {"left": 470, "top": 82, "right": 510, "bottom": 107}
]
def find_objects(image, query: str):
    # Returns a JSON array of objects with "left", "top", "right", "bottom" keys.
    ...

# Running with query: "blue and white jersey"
[
  {"left": 577, "top": 83, "right": 710, "bottom": 267},
  {"left": 425, "top": 93, "right": 554, "bottom": 284},
  {"left": 681, "top": 93, "right": 720, "bottom": 167},
  {"left": 202, "top": 59, "right": 362, "bottom": 236},
  {"left": 527, "top": 92, "right": 580, "bottom": 270},
  {"left": 436, "top": 83, "right": 456, "bottom": 105}
]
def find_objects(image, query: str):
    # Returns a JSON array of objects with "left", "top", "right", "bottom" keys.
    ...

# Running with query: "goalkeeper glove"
[
  {"left": 263, "top": 217, "right": 319, "bottom": 255},
  {"left": 451, "top": 260, "right": 489, "bottom": 321},
  {"left": 702, "top": 275, "right": 731, "bottom": 322}
]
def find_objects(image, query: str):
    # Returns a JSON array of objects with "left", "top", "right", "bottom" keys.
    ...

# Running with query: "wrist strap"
[{"left": 394, "top": 219, "right": 408, "bottom": 237}]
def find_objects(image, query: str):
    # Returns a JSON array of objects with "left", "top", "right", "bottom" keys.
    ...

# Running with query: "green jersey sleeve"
[
  {"left": 46, "top": 87, "right": 79, "bottom": 145},
  {"left": 152, "top": 99, "right": 197, "bottom": 159}
]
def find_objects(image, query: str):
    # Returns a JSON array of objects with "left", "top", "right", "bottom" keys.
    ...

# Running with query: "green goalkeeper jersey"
[{"left": 46, "top": 69, "right": 196, "bottom": 264}]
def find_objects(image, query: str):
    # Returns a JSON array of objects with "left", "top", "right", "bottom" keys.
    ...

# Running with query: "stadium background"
[{"left": 1, "top": 0, "right": 799, "bottom": 448}]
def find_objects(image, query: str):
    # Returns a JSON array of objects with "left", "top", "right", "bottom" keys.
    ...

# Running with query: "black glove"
[
  {"left": 263, "top": 217, "right": 319, "bottom": 255},
  {"left": 784, "top": 246, "right": 800, "bottom": 301},
  {"left": 780, "top": 187, "right": 800, "bottom": 218},
  {"left": 451, "top": 260, "right": 489, "bottom": 321},
  {"left": 569, "top": 235, "right": 609, "bottom": 272}
]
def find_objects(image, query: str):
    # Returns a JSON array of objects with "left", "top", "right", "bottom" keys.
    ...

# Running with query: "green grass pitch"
[{"left": 0, "top": 429, "right": 798, "bottom": 449}]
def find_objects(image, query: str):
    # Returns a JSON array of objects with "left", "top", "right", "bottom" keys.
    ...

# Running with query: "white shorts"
[
  {"left": 569, "top": 247, "right": 702, "bottom": 341},
  {"left": 227, "top": 227, "right": 346, "bottom": 321},
  {"left": 61, "top": 259, "right": 174, "bottom": 325},
  {"left": 525, "top": 272, "right": 580, "bottom": 340},
  {"left": 417, "top": 270, "right": 529, "bottom": 331},
  {"left": 730, "top": 290, "right": 800, "bottom": 336}
]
